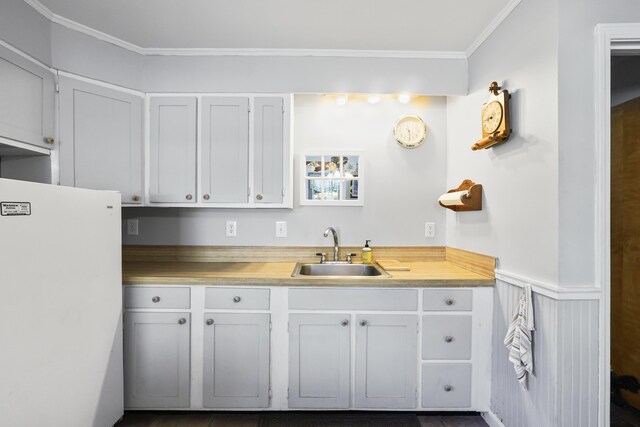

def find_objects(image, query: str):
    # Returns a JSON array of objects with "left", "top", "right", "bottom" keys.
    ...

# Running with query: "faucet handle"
[
  {"left": 315, "top": 252, "right": 327, "bottom": 263},
  {"left": 346, "top": 253, "right": 357, "bottom": 263}
]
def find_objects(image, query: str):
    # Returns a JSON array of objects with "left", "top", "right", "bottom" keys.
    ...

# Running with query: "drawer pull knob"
[
  {"left": 341, "top": 319, "right": 349, "bottom": 326},
  {"left": 256, "top": 194, "right": 263, "bottom": 200},
  {"left": 360, "top": 320, "right": 368, "bottom": 327},
  {"left": 445, "top": 298, "right": 455, "bottom": 306},
  {"left": 152, "top": 296, "right": 160, "bottom": 303},
  {"left": 444, "top": 335, "right": 455, "bottom": 343},
  {"left": 444, "top": 385, "right": 453, "bottom": 392},
  {"left": 203, "top": 194, "right": 210, "bottom": 200},
  {"left": 206, "top": 319, "right": 214, "bottom": 326},
  {"left": 233, "top": 296, "right": 241, "bottom": 303},
  {"left": 178, "top": 318, "right": 187, "bottom": 325},
  {"left": 186, "top": 194, "right": 193, "bottom": 200}
]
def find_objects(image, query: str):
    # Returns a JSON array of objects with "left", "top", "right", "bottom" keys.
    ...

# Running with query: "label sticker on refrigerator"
[{"left": 1, "top": 202, "right": 31, "bottom": 216}]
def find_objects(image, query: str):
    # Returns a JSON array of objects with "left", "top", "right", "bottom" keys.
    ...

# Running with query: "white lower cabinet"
[
  {"left": 355, "top": 314, "right": 418, "bottom": 408},
  {"left": 124, "top": 311, "right": 191, "bottom": 408},
  {"left": 203, "top": 313, "right": 270, "bottom": 408},
  {"left": 288, "top": 314, "right": 351, "bottom": 409},
  {"left": 422, "top": 363, "right": 472, "bottom": 408}
]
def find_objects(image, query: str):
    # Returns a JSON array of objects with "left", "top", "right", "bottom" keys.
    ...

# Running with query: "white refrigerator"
[{"left": 0, "top": 178, "right": 124, "bottom": 427}]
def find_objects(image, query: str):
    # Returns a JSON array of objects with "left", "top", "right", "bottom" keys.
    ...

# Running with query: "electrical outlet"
[
  {"left": 276, "top": 221, "right": 287, "bottom": 238},
  {"left": 425, "top": 222, "right": 435, "bottom": 238},
  {"left": 226, "top": 220, "right": 237, "bottom": 237},
  {"left": 127, "top": 219, "right": 139, "bottom": 236}
]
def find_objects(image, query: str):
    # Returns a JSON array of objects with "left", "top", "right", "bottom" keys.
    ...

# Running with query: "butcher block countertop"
[{"left": 122, "top": 246, "right": 495, "bottom": 287}]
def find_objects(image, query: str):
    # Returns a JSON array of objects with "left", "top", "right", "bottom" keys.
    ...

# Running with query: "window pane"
[
  {"left": 346, "top": 180, "right": 359, "bottom": 200},
  {"left": 305, "top": 179, "right": 323, "bottom": 200},
  {"left": 305, "top": 156, "right": 322, "bottom": 178},
  {"left": 323, "top": 179, "right": 341, "bottom": 200},
  {"left": 343, "top": 155, "right": 359, "bottom": 178}
]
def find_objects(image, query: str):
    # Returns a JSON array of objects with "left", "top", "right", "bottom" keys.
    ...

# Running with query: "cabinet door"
[
  {"left": 203, "top": 313, "right": 270, "bottom": 408},
  {"left": 253, "top": 96, "right": 284, "bottom": 204},
  {"left": 0, "top": 45, "right": 54, "bottom": 149},
  {"left": 289, "top": 314, "right": 350, "bottom": 409},
  {"left": 124, "top": 312, "right": 191, "bottom": 408},
  {"left": 201, "top": 97, "right": 249, "bottom": 203},
  {"left": 59, "top": 77, "right": 143, "bottom": 204},
  {"left": 355, "top": 314, "right": 417, "bottom": 409},
  {"left": 149, "top": 97, "right": 197, "bottom": 203}
]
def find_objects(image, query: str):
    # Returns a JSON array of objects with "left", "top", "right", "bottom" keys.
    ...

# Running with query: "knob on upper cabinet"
[
  {"left": 341, "top": 319, "right": 349, "bottom": 326},
  {"left": 131, "top": 195, "right": 141, "bottom": 202},
  {"left": 360, "top": 320, "right": 368, "bottom": 326},
  {"left": 45, "top": 136, "right": 55, "bottom": 144},
  {"left": 178, "top": 318, "right": 187, "bottom": 325}
]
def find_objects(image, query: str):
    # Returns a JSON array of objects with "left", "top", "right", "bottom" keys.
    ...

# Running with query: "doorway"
[{"left": 610, "top": 54, "right": 640, "bottom": 425}]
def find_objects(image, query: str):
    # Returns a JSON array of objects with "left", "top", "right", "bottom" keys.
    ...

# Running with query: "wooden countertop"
[{"left": 122, "top": 261, "right": 495, "bottom": 287}]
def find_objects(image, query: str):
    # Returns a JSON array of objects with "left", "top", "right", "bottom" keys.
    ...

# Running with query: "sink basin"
[{"left": 291, "top": 262, "right": 390, "bottom": 277}]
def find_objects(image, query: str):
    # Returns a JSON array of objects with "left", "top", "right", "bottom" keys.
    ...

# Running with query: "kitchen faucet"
[{"left": 323, "top": 227, "right": 340, "bottom": 262}]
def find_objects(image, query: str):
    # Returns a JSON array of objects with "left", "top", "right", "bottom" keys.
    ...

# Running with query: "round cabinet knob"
[
  {"left": 178, "top": 318, "right": 187, "bottom": 325},
  {"left": 45, "top": 136, "right": 55, "bottom": 145},
  {"left": 445, "top": 298, "right": 455, "bottom": 306},
  {"left": 341, "top": 319, "right": 349, "bottom": 326},
  {"left": 203, "top": 194, "right": 210, "bottom": 200},
  {"left": 256, "top": 194, "right": 263, "bottom": 200},
  {"left": 444, "top": 335, "right": 454, "bottom": 343},
  {"left": 206, "top": 319, "right": 214, "bottom": 326},
  {"left": 444, "top": 385, "right": 453, "bottom": 392},
  {"left": 151, "top": 296, "right": 160, "bottom": 303},
  {"left": 233, "top": 296, "right": 241, "bottom": 303},
  {"left": 186, "top": 194, "right": 193, "bottom": 200},
  {"left": 360, "top": 320, "right": 368, "bottom": 327},
  {"left": 131, "top": 195, "right": 141, "bottom": 202}
]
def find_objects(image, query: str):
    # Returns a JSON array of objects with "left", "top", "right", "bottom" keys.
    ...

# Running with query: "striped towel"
[{"left": 503, "top": 284, "right": 535, "bottom": 389}]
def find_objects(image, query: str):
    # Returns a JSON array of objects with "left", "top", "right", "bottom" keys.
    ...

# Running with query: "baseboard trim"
[{"left": 481, "top": 410, "right": 505, "bottom": 427}]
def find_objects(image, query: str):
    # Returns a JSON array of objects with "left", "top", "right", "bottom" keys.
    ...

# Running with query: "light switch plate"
[
  {"left": 127, "top": 219, "right": 139, "bottom": 236},
  {"left": 276, "top": 221, "right": 287, "bottom": 238},
  {"left": 425, "top": 222, "right": 435, "bottom": 238},
  {"left": 226, "top": 220, "right": 237, "bottom": 237}
]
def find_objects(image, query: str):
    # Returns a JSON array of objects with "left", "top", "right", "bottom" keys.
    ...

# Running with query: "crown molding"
[
  {"left": 465, "top": 0, "right": 523, "bottom": 57},
  {"left": 24, "top": 0, "right": 517, "bottom": 60}
]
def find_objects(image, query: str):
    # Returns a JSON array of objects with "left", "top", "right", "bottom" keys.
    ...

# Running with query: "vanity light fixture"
[
  {"left": 398, "top": 93, "right": 411, "bottom": 104},
  {"left": 368, "top": 95, "right": 381, "bottom": 104}
]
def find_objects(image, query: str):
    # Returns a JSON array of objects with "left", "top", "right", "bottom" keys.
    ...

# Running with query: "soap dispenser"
[{"left": 362, "top": 240, "right": 372, "bottom": 264}]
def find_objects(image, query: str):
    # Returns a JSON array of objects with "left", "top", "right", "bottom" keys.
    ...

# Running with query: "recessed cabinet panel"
[
  {"left": 124, "top": 312, "right": 191, "bottom": 408},
  {"left": 422, "top": 363, "right": 471, "bottom": 408},
  {"left": 355, "top": 314, "right": 417, "bottom": 409},
  {"left": 203, "top": 313, "right": 270, "bottom": 408},
  {"left": 205, "top": 287, "right": 270, "bottom": 310},
  {"left": 289, "top": 314, "right": 350, "bottom": 409},
  {"left": 149, "top": 97, "right": 196, "bottom": 203},
  {"left": 253, "top": 97, "right": 284, "bottom": 204},
  {"left": 422, "top": 315, "right": 472, "bottom": 360},
  {"left": 0, "top": 46, "right": 54, "bottom": 149},
  {"left": 201, "top": 97, "right": 249, "bottom": 203},
  {"left": 59, "top": 77, "right": 143, "bottom": 204},
  {"left": 423, "top": 289, "right": 472, "bottom": 311}
]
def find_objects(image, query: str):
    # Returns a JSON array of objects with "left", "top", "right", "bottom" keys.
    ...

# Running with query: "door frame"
[{"left": 595, "top": 23, "right": 640, "bottom": 427}]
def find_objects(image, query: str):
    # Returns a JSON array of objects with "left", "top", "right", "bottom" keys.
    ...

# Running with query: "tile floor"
[{"left": 114, "top": 411, "right": 488, "bottom": 427}]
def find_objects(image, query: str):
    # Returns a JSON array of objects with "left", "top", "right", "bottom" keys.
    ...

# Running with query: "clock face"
[
  {"left": 393, "top": 115, "right": 427, "bottom": 148},
  {"left": 482, "top": 100, "right": 503, "bottom": 134}
]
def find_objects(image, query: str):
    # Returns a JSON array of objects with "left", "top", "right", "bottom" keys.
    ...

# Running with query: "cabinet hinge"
[
  {"left": 247, "top": 187, "right": 251, "bottom": 197},
  {"left": 282, "top": 187, "right": 285, "bottom": 197},
  {"left": 268, "top": 388, "right": 273, "bottom": 399},
  {"left": 55, "top": 83, "right": 60, "bottom": 93},
  {"left": 415, "top": 387, "right": 418, "bottom": 400},
  {"left": 287, "top": 387, "right": 289, "bottom": 399},
  {"left": 269, "top": 322, "right": 272, "bottom": 331}
]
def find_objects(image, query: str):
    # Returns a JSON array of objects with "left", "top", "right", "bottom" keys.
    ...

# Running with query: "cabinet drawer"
[
  {"left": 205, "top": 288, "right": 270, "bottom": 310},
  {"left": 422, "top": 363, "right": 471, "bottom": 408},
  {"left": 125, "top": 286, "right": 190, "bottom": 309},
  {"left": 423, "top": 289, "right": 472, "bottom": 311},
  {"left": 422, "top": 315, "right": 471, "bottom": 360},
  {"left": 289, "top": 288, "right": 417, "bottom": 311}
]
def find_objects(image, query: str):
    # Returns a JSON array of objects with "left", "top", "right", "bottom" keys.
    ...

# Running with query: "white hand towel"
[{"left": 504, "top": 284, "right": 535, "bottom": 389}]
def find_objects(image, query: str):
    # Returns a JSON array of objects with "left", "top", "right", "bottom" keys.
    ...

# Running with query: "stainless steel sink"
[{"left": 291, "top": 262, "right": 390, "bottom": 278}]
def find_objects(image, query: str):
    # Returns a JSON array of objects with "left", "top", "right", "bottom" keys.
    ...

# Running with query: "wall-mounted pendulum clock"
[{"left": 471, "top": 81, "right": 512, "bottom": 151}]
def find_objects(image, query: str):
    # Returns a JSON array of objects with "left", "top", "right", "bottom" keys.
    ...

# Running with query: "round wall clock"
[{"left": 393, "top": 115, "right": 427, "bottom": 148}]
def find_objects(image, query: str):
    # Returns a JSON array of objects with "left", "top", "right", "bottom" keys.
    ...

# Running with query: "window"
[{"left": 300, "top": 152, "right": 363, "bottom": 206}]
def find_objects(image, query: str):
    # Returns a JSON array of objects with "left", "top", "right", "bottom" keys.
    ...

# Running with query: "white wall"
[
  {"left": 122, "top": 94, "right": 448, "bottom": 247},
  {"left": 445, "top": 0, "right": 559, "bottom": 284},
  {"left": 557, "top": 0, "right": 640, "bottom": 286}
]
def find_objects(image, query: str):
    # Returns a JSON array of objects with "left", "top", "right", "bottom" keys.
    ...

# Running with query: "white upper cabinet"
[
  {"left": 253, "top": 96, "right": 286, "bottom": 205},
  {"left": 59, "top": 77, "right": 143, "bottom": 204},
  {"left": 201, "top": 96, "right": 250, "bottom": 204},
  {"left": 149, "top": 97, "right": 197, "bottom": 203},
  {"left": 0, "top": 46, "right": 55, "bottom": 149}
]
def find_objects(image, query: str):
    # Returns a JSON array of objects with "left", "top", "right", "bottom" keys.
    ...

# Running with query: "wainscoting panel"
[{"left": 491, "top": 279, "right": 599, "bottom": 427}]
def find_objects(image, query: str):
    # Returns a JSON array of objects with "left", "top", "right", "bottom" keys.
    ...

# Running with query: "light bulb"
[
  {"left": 336, "top": 95, "right": 348, "bottom": 106},
  {"left": 368, "top": 95, "right": 381, "bottom": 104},
  {"left": 398, "top": 93, "right": 411, "bottom": 104}
]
